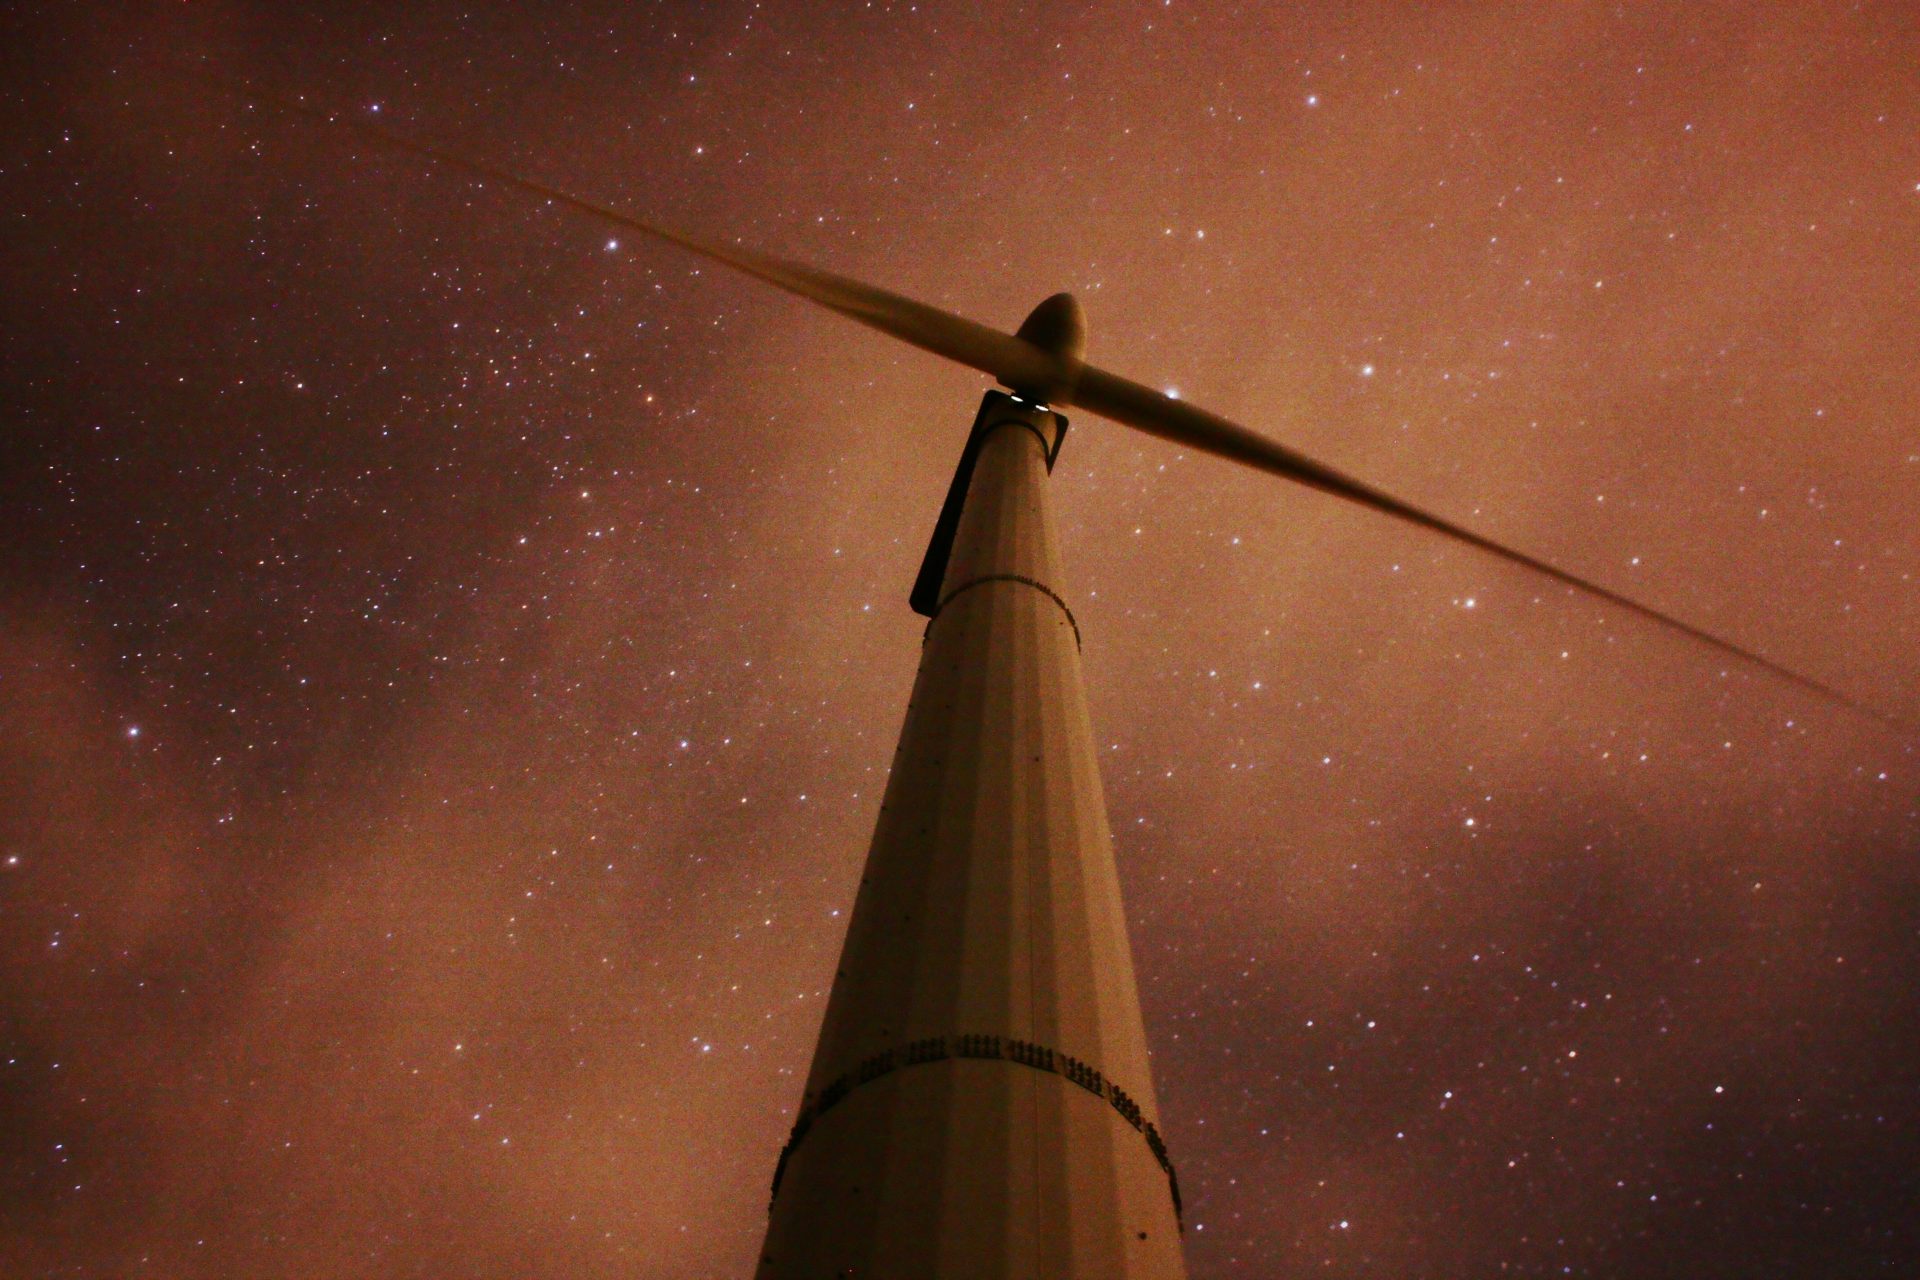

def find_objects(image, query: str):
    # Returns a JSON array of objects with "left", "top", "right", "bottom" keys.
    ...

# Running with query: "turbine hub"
[{"left": 1015, "top": 292, "right": 1087, "bottom": 364}]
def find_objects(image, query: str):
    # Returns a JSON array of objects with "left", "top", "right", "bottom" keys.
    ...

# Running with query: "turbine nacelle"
[{"left": 1011, "top": 292, "right": 1088, "bottom": 405}]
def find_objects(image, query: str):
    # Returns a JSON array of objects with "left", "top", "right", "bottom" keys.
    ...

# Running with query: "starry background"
[{"left": 3, "top": 2, "right": 1919, "bottom": 1276}]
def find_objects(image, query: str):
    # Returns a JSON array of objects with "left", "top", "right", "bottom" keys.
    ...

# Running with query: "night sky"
[{"left": 4, "top": 4, "right": 1919, "bottom": 1276}]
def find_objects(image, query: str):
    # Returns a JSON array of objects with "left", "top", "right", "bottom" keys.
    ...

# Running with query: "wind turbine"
[{"left": 193, "top": 73, "right": 1895, "bottom": 1279}]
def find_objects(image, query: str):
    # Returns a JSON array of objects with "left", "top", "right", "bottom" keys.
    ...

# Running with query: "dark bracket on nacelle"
[{"left": 910, "top": 390, "right": 1068, "bottom": 617}]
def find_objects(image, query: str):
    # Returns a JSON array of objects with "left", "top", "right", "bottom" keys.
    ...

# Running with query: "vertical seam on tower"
[{"left": 1014, "top": 457, "right": 1047, "bottom": 1248}]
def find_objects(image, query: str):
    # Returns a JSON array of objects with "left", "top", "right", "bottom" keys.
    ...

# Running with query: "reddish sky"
[{"left": 3, "top": 3, "right": 1918, "bottom": 1276}]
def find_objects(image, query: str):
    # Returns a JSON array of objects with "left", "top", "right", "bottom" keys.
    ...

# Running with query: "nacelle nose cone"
[{"left": 1015, "top": 292, "right": 1088, "bottom": 365}]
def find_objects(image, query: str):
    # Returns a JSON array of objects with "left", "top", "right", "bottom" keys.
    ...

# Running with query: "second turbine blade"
[{"left": 1067, "top": 365, "right": 1888, "bottom": 726}]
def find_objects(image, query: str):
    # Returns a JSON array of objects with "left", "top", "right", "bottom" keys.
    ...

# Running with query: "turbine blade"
[
  {"left": 1068, "top": 366, "right": 1896, "bottom": 727},
  {"left": 182, "top": 66, "right": 1063, "bottom": 394}
]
